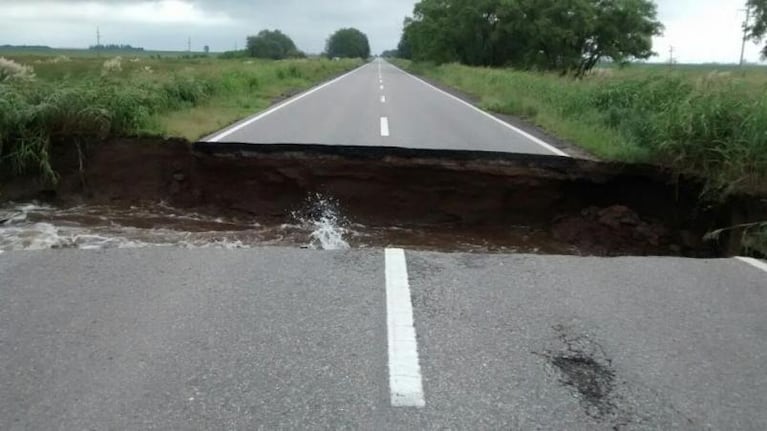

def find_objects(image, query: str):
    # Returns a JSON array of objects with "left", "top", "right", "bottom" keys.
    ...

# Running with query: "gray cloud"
[
  {"left": 0, "top": 0, "right": 416, "bottom": 53},
  {"left": 0, "top": 0, "right": 763, "bottom": 62}
]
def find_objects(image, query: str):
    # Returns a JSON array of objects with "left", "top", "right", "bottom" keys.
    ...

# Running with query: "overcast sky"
[{"left": 0, "top": 0, "right": 763, "bottom": 63}]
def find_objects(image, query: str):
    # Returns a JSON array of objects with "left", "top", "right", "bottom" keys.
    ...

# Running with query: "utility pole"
[
  {"left": 187, "top": 36, "right": 192, "bottom": 53},
  {"left": 96, "top": 26, "right": 101, "bottom": 57},
  {"left": 740, "top": 6, "right": 752, "bottom": 66},
  {"left": 668, "top": 45, "right": 674, "bottom": 66}
]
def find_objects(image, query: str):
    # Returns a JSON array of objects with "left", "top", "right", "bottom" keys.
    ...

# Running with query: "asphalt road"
[
  {"left": 2, "top": 248, "right": 765, "bottom": 430},
  {"left": 204, "top": 59, "right": 568, "bottom": 156}
]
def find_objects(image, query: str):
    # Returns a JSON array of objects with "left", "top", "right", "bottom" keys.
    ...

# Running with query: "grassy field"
[
  {"left": 0, "top": 54, "right": 361, "bottom": 181},
  {"left": 396, "top": 60, "right": 767, "bottom": 197}
]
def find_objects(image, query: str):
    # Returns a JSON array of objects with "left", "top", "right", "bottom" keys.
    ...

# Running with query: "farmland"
[
  {"left": 396, "top": 60, "right": 767, "bottom": 197},
  {"left": 0, "top": 52, "right": 361, "bottom": 181}
]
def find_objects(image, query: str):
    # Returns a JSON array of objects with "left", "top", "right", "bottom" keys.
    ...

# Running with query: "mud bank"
[{"left": 3, "top": 138, "right": 764, "bottom": 256}]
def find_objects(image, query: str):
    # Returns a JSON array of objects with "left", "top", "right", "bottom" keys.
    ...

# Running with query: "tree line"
[
  {"left": 395, "top": 0, "right": 664, "bottom": 76},
  {"left": 747, "top": 0, "right": 767, "bottom": 57},
  {"left": 89, "top": 44, "right": 145, "bottom": 52},
  {"left": 221, "top": 28, "right": 370, "bottom": 60}
]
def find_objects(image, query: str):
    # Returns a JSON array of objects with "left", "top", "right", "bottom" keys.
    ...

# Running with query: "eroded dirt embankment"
[{"left": 3, "top": 138, "right": 765, "bottom": 256}]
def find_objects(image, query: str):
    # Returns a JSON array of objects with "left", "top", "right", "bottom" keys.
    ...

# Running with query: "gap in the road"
[{"left": 4, "top": 139, "right": 765, "bottom": 257}]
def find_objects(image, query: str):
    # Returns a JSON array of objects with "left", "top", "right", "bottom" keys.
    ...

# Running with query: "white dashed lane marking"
[
  {"left": 385, "top": 248, "right": 425, "bottom": 407},
  {"left": 380, "top": 117, "right": 390, "bottom": 137}
]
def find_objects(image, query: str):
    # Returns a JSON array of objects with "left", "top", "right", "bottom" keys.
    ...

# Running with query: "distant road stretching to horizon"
[{"left": 204, "top": 58, "right": 569, "bottom": 157}]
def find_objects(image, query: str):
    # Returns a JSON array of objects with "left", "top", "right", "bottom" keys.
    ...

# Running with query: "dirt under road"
[{"left": 2, "top": 138, "right": 764, "bottom": 256}]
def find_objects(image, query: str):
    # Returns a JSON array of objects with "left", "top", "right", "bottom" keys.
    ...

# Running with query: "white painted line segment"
[
  {"left": 206, "top": 62, "right": 371, "bottom": 142},
  {"left": 380, "top": 117, "right": 390, "bottom": 137},
  {"left": 385, "top": 61, "right": 570, "bottom": 157},
  {"left": 385, "top": 248, "right": 425, "bottom": 408},
  {"left": 381, "top": 95, "right": 386, "bottom": 103},
  {"left": 735, "top": 257, "right": 767, "bottom": 273},
  {"left": 380, "top": 84, "right": 384, "bottom": 91}
]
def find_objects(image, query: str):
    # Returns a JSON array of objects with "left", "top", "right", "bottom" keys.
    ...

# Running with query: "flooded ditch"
[{"left": 1, "top": 138, "right": 764, "bottom": 255}]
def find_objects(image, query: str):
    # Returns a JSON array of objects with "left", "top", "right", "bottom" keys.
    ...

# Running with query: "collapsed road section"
[{"left": 2, "top": 138, "right": 764, "bottom": 255}]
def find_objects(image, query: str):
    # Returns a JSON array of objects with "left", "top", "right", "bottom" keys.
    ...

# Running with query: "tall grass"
[
  {"left": 0, "top": 56, "right": 361, "bottom": 182},
  {"left": 401, "top": 61, "right": 767, "bottom": 196}
]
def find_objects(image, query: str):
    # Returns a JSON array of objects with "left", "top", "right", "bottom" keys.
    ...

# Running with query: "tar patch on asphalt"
[
  {"left": 535, "top": 324, "right": 700, "bottom": 429},
  {"left": 535, "top": 324, "right": 621, "bottom": 422},
  {"left": 550, "top": 353, "right": 616, "bottom": 418}
]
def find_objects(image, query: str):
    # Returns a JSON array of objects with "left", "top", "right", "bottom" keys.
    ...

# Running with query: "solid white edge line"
[
  {"left": 380, "top": 117, "right": 390, "bottom": 137},
  {"left": 383, "top": 60, "right": 569, "bottom": 157},
  {"left": 205, "top": 62, "right": 372, "bottom": 142},
  {"left": 385, "top": 248, "right": 426, "bottom": 408},
  {"left": 735, "top": 256, "right": 767, "bottom": 273}
]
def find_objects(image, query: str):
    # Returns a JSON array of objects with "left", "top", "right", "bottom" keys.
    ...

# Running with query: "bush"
[
  {"left": 0, "top": 57, "right": 36, "bottom": 81},
  {"left": 0, "top": 57, "right": 362, "bottom": 182},
  {"left": 102, "top": 56, "right": 123, "bottom": 74},
  {"left": 403, "top": 61, "right": 767, "bottom": 195}
]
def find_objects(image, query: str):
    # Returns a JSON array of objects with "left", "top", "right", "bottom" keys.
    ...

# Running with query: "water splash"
[
  {"left": 298, "top": 194, "right": 351, "bottom": 250},
  {"left": 0, "top": 200, "right": 357, "bottom": 252}
]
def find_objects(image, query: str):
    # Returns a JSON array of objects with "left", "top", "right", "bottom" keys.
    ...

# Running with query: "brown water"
[{"left": 0, "top": 199, "right": 577, "bottom": 254}]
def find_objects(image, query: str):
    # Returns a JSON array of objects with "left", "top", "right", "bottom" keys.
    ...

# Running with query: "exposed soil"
[{"left": 2, "top": 138, "right": 765, "bottom": 255}]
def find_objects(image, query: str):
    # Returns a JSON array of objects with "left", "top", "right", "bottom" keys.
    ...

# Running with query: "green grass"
[
  {"left": 0, "top": 55, "right": 361, "bottom": 182},
  {"left": 397, "top": 60, "right": 767, "bottom": 196}
]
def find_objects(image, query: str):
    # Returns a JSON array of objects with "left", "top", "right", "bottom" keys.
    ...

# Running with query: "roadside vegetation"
[
  {"left": 385, "top": 0, "right": 766, "bottom": 198},
  {"left": 396, "top": 60, "right": 767, "bottom": 196},
  {"left": 0, "top": 54, "right": 361, "bottom": 183}
]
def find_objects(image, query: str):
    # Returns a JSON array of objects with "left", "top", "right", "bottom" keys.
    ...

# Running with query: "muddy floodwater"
[
  {"left": 2, "top": 139, "right": 764, "bottom": 256},
  {"left": 0, "top": 198, "right": 579, "bottom": 253}
]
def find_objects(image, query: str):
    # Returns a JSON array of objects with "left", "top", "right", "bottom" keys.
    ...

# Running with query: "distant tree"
[
  {"left": 381, "top": 49, "right": 399, "bottom": 58},
  {"left": 402, "top": 0, "right": 662, "bottom": 76},
  {"left": 204, "top": 45, "right": 210, "bottom": 54},
  {"left": 89, "top": 44, "right": 145, "bottom": 52},
  {"left": 246, "top": 30, "right": 301, "bottom": 59},
  {"left": 219, "top": 50, "right": 248, "bottom": 59},
  {"left": 325, "top": 28, "right": 371, "bottom": 59},
  {"left": 747, "top": 0, "right": 767, "bottom": 57},
  {"left": 396, "top": 22, "right": 413, "bottom": 59}
]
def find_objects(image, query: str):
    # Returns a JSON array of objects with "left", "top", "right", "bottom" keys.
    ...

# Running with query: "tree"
[
  {"left": 246, "top": 30, "right": 301, "bottom": 59},
  {"left": 325, "top": 28, "right": 371, "bottom": 59},
  {"left": 204, "top": 45, "right": 210, "bottom": 54},
  {"left": 396, "top": 20, "right": 413, "bottom": 59},
  {"left": 747, "top": 0, "right": 767, "bottom": 57},
  {"left": 401, "top": 0, "right": 662, "bottom": 76}
]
